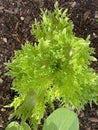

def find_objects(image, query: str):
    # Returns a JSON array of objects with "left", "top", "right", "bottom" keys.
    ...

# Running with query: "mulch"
[{"left": 0, "top": 0, "right": 98, "bottom": 130}]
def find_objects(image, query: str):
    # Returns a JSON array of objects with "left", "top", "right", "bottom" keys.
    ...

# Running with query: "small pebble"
[
  {"left": 71, "top": 2, "right": 76, "bottom": 8},
  {"left": 0, "top": 78, "right": 3, "bottom": 84},
  {"left": 1, "top": 108, "right": 6, "bottom": 112},
  {"left": 93, "top": 32, "right": 97, "bottom": 38},
  {"left": 20, "top": 16, "right": 24, "bottom": 21},
  {"left": 95, "top": 11, "right": 98, "bottom": 19},
  {"left": 0, "top": 124, "right": 3, "bottom": 128},
  {"left": 3, "top": 37, "right": 7, "bottom": 43}
]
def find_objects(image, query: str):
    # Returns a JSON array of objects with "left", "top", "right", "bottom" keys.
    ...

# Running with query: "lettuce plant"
[
  {"left": 5, "top": 108, "right": 79, "bottom": 130},
  {"left": 6, "top": 2, "right": 98, "bottom": 130},
  {"left": 5, "top": 121, "right": 31, "bottom": 130},
  {"left": 43, "top": 108, "right": 79, "bottom": 130}
]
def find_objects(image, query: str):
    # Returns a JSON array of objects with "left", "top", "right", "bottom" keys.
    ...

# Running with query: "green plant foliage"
[
  {"left": 5, "top": 121, "right": 20, "bottom": 130},
  {"left": 6, "top": 2, "right": 98, "bottom": 130},
  {"left": 20, "top": 121, "right": 31, "bottom": 130},
  {"left": 43, "top": 108, "right": 79, "bottom": 130},
  {"left": 5, "top": 121, "right": 31, "bottom": 130}
]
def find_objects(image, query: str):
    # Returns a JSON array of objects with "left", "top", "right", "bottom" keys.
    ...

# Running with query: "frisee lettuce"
[{"left": 6, "top": 2, "right": 98, "bottom": 130}]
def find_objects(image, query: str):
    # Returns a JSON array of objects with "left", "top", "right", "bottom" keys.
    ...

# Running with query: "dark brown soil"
[{"left": 0, "top": 0, "right": 98, "bottom": 130}]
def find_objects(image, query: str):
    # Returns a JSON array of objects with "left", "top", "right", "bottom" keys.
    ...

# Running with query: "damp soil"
[{"left": 0, "top": 0, "right": 98, "bottom": 130}]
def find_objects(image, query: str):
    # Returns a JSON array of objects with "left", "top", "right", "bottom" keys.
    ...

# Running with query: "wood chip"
[{"left": 89, "top": 118, "right": 98, "bottom": 123}]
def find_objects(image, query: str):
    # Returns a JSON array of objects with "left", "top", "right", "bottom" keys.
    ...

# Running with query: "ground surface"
[{"left": 0, "top": 0, "right": 98, "bottom": 130}]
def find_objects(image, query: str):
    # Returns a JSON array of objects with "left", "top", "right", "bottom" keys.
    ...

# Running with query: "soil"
[{"left": 0, "top": 0, "right": 98, "bottom": 130}]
